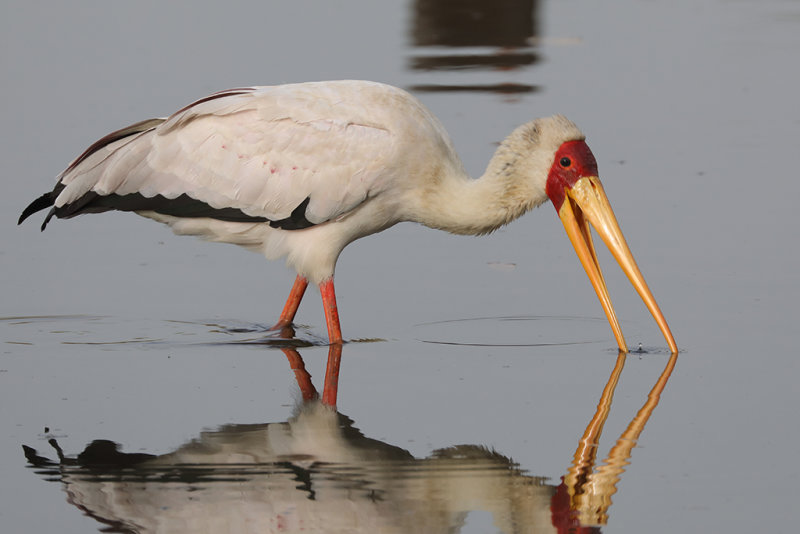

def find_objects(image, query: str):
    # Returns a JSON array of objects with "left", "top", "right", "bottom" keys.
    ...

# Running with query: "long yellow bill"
[{"left": 558, "top": 176, "right": 678, "bottom": 354}]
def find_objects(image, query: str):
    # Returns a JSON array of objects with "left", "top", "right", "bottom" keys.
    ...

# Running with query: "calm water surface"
[{"left": 2, "top": 0, "right": 799, "bottom": 532}]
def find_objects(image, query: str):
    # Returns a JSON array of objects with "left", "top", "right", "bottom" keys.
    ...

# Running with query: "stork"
[{"left": 19, "top": 80, "right": 677, "bottom": 353}]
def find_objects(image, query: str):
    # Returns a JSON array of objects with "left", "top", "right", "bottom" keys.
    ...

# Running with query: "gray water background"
[{"left": 2, "top": 0, "right": 799, "bottom": 532}]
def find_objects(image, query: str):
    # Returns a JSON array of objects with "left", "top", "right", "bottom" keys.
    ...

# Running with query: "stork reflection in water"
[{"left": 25, "top": 344, "right": 678, "bottom": 532}]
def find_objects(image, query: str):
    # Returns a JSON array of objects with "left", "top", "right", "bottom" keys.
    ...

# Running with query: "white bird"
[{"left": 19, "top": 80, "right": 677, "bottom": 352}]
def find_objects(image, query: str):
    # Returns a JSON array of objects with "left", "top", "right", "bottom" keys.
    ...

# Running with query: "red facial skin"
[{"left": 545, "top": 140, "right": 599, "bottom": 212}]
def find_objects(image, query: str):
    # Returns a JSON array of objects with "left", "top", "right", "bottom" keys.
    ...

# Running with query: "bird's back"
[
  {"left": 47, "top": 81, "right": 456, "bottom": 228},
  {"left": 19, "top": 81, "right": 466, "bottom": 281}
]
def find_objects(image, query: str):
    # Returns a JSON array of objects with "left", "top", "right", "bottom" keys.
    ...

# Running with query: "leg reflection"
[
  {"left": 281, "top": 344, "right": 342, "bottom": 408},
  {"left": 281, "top": 348, "right": 318, "bottom": 401},
  {"left": 322, "top": 343, "right": 342, "bottom": 407}
]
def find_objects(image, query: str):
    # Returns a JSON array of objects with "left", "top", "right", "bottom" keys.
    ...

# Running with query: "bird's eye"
[{"left": 560, "top": 157, "right": 572, "bottom": 168}]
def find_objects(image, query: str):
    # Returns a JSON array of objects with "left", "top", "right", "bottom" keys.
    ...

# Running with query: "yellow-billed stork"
[{"left": 19, "top": 80, "right": 677, "bottom": 352}]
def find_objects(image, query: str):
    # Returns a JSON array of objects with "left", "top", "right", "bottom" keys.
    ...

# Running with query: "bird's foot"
[{"left": 268, "top": 321, "right": 297, "bottom": 340}]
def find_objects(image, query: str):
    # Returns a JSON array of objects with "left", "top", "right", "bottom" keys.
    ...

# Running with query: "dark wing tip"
[
  {"left": 19, "top": 118, "right": 163, "bottom": 230},
  {"left": 268, "top": 197, "right": 316, "bottom": 230},
  {"left": 18, "top": 192, "right": 55, "bottom": 227}
]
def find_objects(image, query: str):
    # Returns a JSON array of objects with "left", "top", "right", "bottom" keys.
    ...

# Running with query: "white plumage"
[
  {"left": 48, "top": 82, "right": 476, "bottom": 280},
  {"left": 20, "top": 80, "right": 677, "bottom": 352}
]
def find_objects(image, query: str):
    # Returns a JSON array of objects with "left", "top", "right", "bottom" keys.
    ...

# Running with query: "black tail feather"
[{"left": 18, "top": 192, "right": 55, "bottom": 227}]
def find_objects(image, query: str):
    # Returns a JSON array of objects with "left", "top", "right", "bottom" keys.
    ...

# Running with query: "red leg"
[
  {"left": 319, "top": 278, "right": 343, "bottom": 344},
  {"left": 273, "top": 275, "right": 308, "bottom": 329},
  {"left": 321, "top": 343, "right": 342, "bottom": 407}
]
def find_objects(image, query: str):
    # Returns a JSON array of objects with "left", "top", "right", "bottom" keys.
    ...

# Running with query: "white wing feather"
[
  {"left": 48, "top": 81, "right": 463, "bottom": 282},
  {"left": 55, "top": 82, "right": 418, "bottom": 225}
]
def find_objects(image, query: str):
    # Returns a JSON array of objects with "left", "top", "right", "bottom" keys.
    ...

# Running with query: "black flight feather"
[
  {"left": 24, "top": 189, "right": 316, "bottom": 231},
  {"left": 268, "top": 197, "right": 315, "bottom": 230},
  {"left": 49, "top": 192, "right": 271, "bottom": 224},
  {"left": 18, "top": 191, "right": 57, "bottom": 227}
]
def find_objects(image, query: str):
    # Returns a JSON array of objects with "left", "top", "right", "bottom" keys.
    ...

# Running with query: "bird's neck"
[{"left": 410, "top": 138, "right": 549, "bottom": 236}]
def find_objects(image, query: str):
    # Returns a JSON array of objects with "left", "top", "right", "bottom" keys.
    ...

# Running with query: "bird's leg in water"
[
  {"left": 272, "top": 275, "right": 309, "bottom": 333},
  {"left": 319, "top": 278, "right": 343, "bottom": 344}
]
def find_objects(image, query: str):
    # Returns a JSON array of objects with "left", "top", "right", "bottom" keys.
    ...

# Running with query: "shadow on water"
[{"left": 22, "top": 339, "right": 679, "bottom": 533}]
